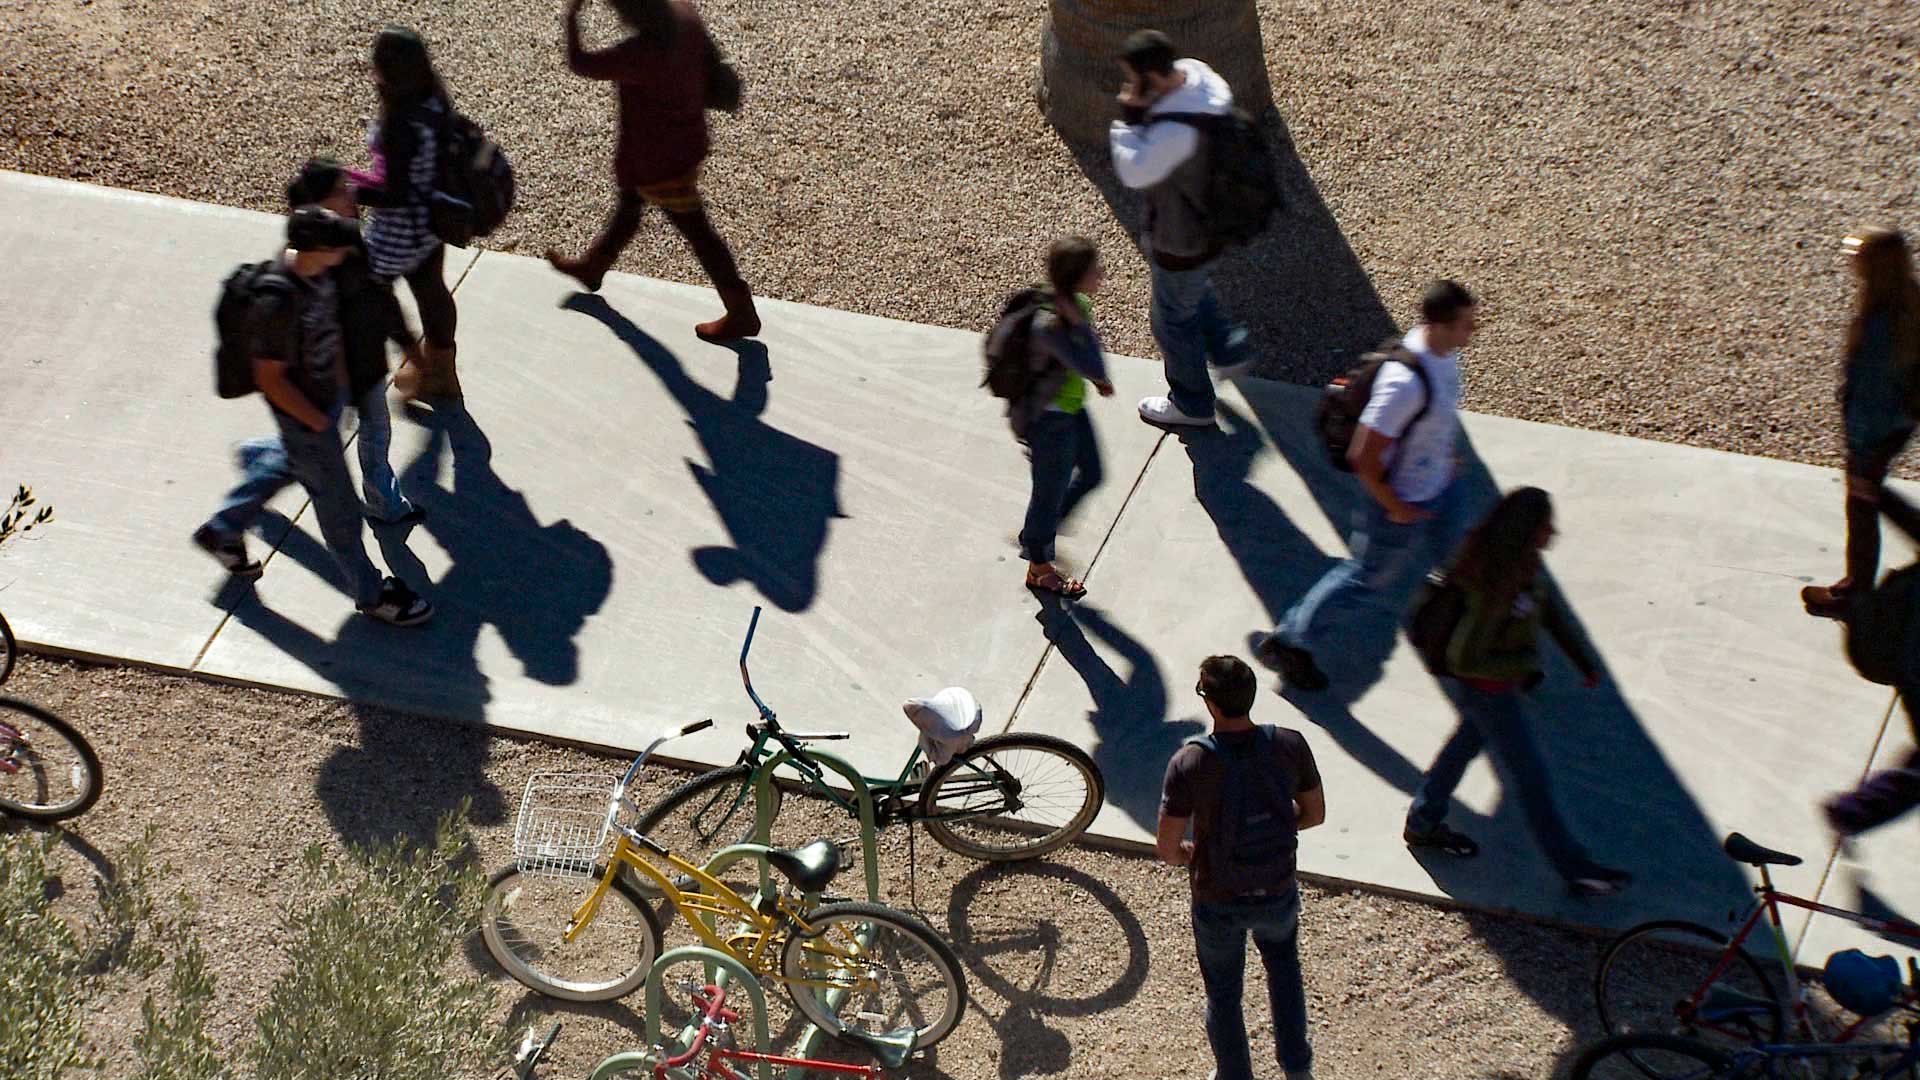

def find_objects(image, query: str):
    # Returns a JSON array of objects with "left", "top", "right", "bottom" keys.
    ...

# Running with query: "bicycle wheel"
[
  {"left": 481, "top": 863, "right": 664, "bottom": 1002},
  {"left": 782, "top": 900, "right": 968, "bottom": 1051},
  {"left": 0, "top": 697, "right": 103, "bottom": 822},
  {"left": 0, "top": 610, "right": 16, "bottom": 685},
  {"left": 1572, "top": 1033, "right": 1736, "bottom": 1080},
  {"left": 632, "top": 764, "right": 783, "bottom": 895},
  {"left": 1596, "top": 920, "right": 1783, "bottom": 1054},
  {"left": 918, "top": 733, "right": 1103, "bottom": 861}
]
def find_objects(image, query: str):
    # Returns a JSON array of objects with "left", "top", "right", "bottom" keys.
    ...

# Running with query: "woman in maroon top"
[{"left": 547, "top": 0, "right": 760, "bottom": 342}]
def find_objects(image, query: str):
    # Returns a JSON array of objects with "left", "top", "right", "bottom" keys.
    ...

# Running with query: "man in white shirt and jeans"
[
  {"left": 1257, "top": 281, "right": 1480, "bottom": 690},
  {"left": 1109, "top": 30, "right": 1252, "bottom": 429}
]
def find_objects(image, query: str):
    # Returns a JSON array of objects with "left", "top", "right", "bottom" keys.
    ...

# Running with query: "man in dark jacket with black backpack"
[
  {"left": 287, "top": 158, "right": 424, "bottom": 526},
  {"left": 1159, "top": 655, "right": 1324, "bottom": 1080}
]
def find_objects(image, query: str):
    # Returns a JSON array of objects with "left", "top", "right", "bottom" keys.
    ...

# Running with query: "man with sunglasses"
[{"left": 1159, "top": 655, "right": 1325, "bottom": 1080}]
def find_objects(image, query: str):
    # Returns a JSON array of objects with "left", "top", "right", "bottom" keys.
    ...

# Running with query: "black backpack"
[
  {"left": 429, "top": 110, "right": 516, "bottom": 247},
  {"left": 211, "top": 261, "right": 298, "bottom": 399},
  {"left": 981, "top": 288, "right": 1053, "bottom": 401},
  {"left": 1846, "top": 562, "right": 1920, "bottom": 686},
  {"left": 1315, "top": 340, "right": 1430, "bottom": 472},
  {"left": 1407, "top": 570, "right": 1469, "bottom": 676},
  {"left": 1188, "top": 726, "right": 1298, "bottom": 896},
  {"left": 1152, "top": 110, "right": 1283, "bottom": 252}
]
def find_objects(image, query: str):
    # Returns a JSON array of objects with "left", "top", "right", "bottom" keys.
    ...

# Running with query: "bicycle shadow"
[
  {"left": 561, "top": 293, "right": 847, "bottom": 613},
  {"left": 941, "top": 860, "right": 1151, "bottom": 1080},
  {"left": 1033, "top": 598, "right": 1204, "bottom": 834}
]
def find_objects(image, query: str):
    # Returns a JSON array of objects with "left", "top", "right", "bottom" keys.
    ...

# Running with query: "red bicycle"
[
  {"left": 1594, "top": 832, "right": 1920, "bottom": 1054},
  {"left": 653, "top": 983, "right": 915, "bottom": 1079}
]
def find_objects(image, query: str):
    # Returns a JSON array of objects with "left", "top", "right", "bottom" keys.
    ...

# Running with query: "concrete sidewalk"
[{"left": 1, "top": 171, "right": 1912, "bottom": 961}]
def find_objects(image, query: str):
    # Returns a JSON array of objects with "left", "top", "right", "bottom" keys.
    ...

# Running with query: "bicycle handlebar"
[
  {"left": 663, "top": 984, "right": 739, "bottom": 1068},
  {"left": 737, "top": 606, "right": 776, "bottom": 723},
  {"left": 616, "top": 718, "right": 717, "bottom": 792}
]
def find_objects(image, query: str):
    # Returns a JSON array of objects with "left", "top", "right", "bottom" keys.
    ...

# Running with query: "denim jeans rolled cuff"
[
  {"left": 1192, "top": 888, "right": 1313, "bottom": 1080},
  {"left": 1017, "top": 410, "right": 1101, "bottom": 564}
]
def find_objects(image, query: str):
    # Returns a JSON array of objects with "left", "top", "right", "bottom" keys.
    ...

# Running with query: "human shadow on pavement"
[
  {"left": 1064, "top": 96, "right": 1749, "bottom": 1076},
  {"left": 563, "top": 293, "right": 846, "bottom": 613},
  {"left": 941, "top": 860, "right": 1151, "bottom": 1080},
  {"left": 1034, "top": 598, "right": 1203, "bottom": 832},
  {"left": 222, "top": 399, "right": 607, "bottom": 846}
]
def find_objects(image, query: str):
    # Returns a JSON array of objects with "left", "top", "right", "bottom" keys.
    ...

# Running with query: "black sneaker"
[
  {"left": 1253, "top": 635, "right": 1328, "bottom": 691},
  {"left": 191, "top": 525, "right": 263, "bottom": 580},
  {"left": 365, "top": 504, "right": 427, "bottom": 527},
  {"left": 357, "top": 577, "right": 434, "bottom": 627}
]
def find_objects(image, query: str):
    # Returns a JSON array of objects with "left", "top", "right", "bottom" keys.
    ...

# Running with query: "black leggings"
[{"left": 387, "top": 242, "right": 457, "bottom": 348}]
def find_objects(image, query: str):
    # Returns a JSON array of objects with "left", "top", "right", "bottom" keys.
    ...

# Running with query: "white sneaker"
[{"left": 1138, "top": 395, "right": 1216, "bottom": 427}]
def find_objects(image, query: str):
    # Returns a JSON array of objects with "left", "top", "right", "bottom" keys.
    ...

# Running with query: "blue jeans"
[
  {"left": 1275, "top": 486, "right": 1467, "bottom": 655},
  {"left": 1408, "top": 679, "right": 1599, "bottom": 881},
  {"left": 205, "top": 410, "right": 385, "bottom": 607},
  {"left": 1018, "top": 409, "right": 1103, "bottom": 564},
  {"left": 1149, "top": 260, "right": 1248, "bottom": 420},
  {"left": 1192, "top": 889, "right": 1312, "bottom": 1080},
  {"left": 353, "top": 380, "right": 413, "bottom": 522}
]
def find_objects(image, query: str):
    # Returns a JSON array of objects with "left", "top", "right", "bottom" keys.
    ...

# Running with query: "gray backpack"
[{"left": 1187, "top": 726, "right": 1298, "bottom": 895}]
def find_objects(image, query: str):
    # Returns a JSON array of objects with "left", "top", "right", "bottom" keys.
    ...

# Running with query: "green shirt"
[{"left": 1050, "top": 294, "right": 1095, "bottom": 414}]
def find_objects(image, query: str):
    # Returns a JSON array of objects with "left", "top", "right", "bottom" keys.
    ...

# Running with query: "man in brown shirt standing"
[
  {"left": 1159, "top": 655, "right": 1324, "bottom": 1080},
  {"left": 547, "top": 0, "right": 760, "bottom": 342}
]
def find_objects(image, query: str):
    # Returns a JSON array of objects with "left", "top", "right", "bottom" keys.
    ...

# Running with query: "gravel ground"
[
  {"left": 7, "top": 654, "right": 1635, "bottom": 1079},
  {"left": 3, "top": 0, "right": 1915, "bottom": 471}
]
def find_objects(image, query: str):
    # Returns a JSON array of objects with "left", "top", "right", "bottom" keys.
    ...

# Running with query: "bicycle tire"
[
  {"left": 781, "top": 899, "right": 969, "bottom": 1051},
  {"left": 1572, "top": 1033, "right": 1737, "bottom": 1080},
  {"left": 0, "top": 610, "right": 16, "bottom": 686},
  {"left": 918, "top": 733, "right": 1103, "bottom": 861},
  {"left": 1596, "top": 920, "right": 1783, "bottom": 1057},
  {"left": 0, "top": 696, "right": 103, "bottom": 822},
  {"left": 632, "top": 764, "right": 783, "bottom": 893},
  {"left": 481, "top": 862, "right": 664, "bottom": 1003}
]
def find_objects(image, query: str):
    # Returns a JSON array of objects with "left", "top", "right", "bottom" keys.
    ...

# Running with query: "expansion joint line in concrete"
[
  {"left": 188, "top": 249, "right": 488, "bottom": 671},
  {"left": 999, "top": 430, "right": 1171, "bottom": 735},
  {"left": 1794, "top": 688, "right": 1902, "bottom": 963}
]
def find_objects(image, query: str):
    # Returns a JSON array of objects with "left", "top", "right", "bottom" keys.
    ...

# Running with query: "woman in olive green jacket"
[{"left": 1403, "top": 487, "right": 1631, "bottom": 896}]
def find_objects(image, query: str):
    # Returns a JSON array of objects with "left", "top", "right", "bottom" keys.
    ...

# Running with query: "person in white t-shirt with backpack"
[{"left": 1257, "top": 280, "right": 1479, "bottom": 690}]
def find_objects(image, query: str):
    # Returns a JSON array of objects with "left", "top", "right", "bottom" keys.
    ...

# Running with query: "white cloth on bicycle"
[{"left": 903, "top": 687, "right": 982, "bottom": 767}]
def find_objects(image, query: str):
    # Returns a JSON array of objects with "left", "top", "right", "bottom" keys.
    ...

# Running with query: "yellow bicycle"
[{"left": 480, "top": 719, "right": 969, "bottom": 1052}]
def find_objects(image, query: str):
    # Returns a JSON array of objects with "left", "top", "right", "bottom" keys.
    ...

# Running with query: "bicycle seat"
[
  {"left": 767, "top": 839, "right": 842, "bottom": 895},
  {"left": 1724, "top": 832, "right": 1802, "bottom": 867},
  {"left": 837, "top": 1026, "right": 918, "bottom": 1071}
]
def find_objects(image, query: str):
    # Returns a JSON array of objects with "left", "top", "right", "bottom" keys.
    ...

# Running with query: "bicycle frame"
[
  {"left": 1693, "top": 861, "right": 1920, "bottom": 1042},
  {"left": 1718, "top": 1029, "right": 1920, "bottom": 1080},
  {"left": 563, "top": 823, "right": 872, "bottom": 994},
  {"left": 653, "top": 984, "right": 884, "bottom": 1080}
]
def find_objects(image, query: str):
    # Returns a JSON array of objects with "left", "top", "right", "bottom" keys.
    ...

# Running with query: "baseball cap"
[{"left": 287, "top": 206, "right": 361, "bottom": 251}]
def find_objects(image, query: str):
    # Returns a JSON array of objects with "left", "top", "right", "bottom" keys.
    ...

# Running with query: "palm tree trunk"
[{"left": 1037, "top": 0, "right": 1274, "bottom": 147}]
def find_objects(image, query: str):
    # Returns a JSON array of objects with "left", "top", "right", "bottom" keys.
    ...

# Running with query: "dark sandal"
[
  {"left": 1026, "top": 566, "right": 1087, "bottom": 599},
  {"left": 1404, "top": 824, "right": 1479, "bottom": 857}
]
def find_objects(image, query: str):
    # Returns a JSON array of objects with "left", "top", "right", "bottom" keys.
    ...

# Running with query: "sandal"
[
  {"left": 1025, "top": 565, "right": 1087, "bottom": 599},
  {"left": 1403, "top": 823, "right": 1479, "bottom": 857}
]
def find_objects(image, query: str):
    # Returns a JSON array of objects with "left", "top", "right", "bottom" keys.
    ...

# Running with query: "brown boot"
[
  {"left": 393, "top": 352, "right": 430, "bottom": 402},
  {"left": 420, "top": 343, "right": 461, "bottom": 399},
  {"left": 547, "top": 195, "right": 644, "bottom": 294},
  {"left": 696, "top": 284, "right": 762, "bottom": 342},
  {"left": 1802, "top": 579, "right": 1856, "bottom": 620},
  {"left": 545, "top": 248, "right": 611, "bottom": 294}
]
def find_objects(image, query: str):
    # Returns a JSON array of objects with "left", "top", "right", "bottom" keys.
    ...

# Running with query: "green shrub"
[
  {"left": 246, "top": 806, "right": 505, "bottom": 1080},
  {"left": 2, "top": 808, "right": 507, "bottom": 1080},
  {"left": 0, "top": 831, "right": 93, "bottom": 1080}
]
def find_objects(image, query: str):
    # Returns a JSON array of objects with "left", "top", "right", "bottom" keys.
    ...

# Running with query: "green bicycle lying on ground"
[{"left": 634, "top": 607, "right": 1106, "bottom": 866}]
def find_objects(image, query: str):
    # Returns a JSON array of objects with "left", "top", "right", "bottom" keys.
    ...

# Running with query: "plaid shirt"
[{"left": 364, "top": 102, "right": 442, "bottom": 279}]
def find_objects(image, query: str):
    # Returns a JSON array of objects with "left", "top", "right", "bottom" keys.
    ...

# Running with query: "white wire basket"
[{"left": 513, "top": 772, "right": 621, "bottom": 879}]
